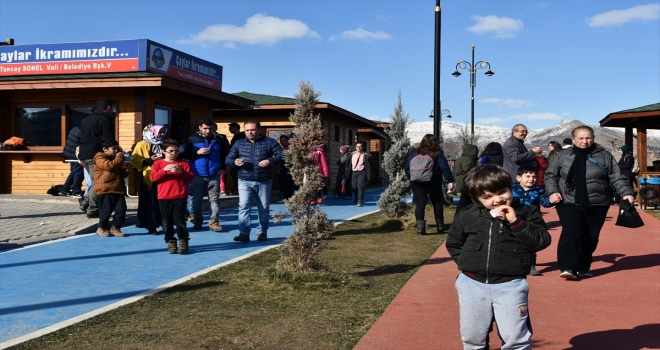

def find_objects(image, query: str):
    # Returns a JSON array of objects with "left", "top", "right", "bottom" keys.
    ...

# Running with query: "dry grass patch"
[{"left": 12, "top": 205, "right": 451, "bottom": 350}]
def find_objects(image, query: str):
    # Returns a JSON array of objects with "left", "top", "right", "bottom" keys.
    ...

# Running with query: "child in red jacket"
[{"left": 150, "top": 139, "right": 195, "bottom": 254}]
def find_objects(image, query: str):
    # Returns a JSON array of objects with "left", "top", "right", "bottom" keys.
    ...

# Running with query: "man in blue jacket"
[
  {"left": 183, "top": 119, "right": 230, "bottom": 232},
  {"left": 225, "top": 120, "right": 283, "bottom": 242}
]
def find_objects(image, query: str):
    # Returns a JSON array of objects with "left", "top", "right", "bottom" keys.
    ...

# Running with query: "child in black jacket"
[{"left": 446, "top": 164, "right": 551, "bottom": 349}]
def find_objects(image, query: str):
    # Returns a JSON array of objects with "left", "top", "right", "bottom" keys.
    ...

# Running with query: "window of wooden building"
[
  {"left": 154, "top": 105, "right": 189, "bottom": 144},
  {"left": 13, "top": 103, "right": 96, "bottom": 149}
]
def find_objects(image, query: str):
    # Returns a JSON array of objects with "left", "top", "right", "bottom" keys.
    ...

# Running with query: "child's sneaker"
[
  {"left": 109, "top": 226, "right": 125, "bottom": 237},
  {"left": 167, "top": 240, "right": 178, "bottom": 254},
  {"left": 177, "top": 239, "right": 189, "bottom": 254},
  {"left": 209, "top": 218, "right": 223, "bottom": 232}
]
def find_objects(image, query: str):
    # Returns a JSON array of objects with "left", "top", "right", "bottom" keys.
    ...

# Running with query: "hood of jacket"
[{"left": 461, "top": 144, "right": 479, "bottom": 159}]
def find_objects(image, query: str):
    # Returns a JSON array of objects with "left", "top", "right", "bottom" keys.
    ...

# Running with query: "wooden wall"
[{"left": 1, "top": 88, "right": 136, "bottom": 194}]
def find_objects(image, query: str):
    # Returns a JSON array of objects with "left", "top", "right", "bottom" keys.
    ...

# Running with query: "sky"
[{"left": 1, "top": 0, "right": 659, "bottom": 131}]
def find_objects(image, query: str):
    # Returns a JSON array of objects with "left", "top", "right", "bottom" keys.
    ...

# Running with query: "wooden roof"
[
  {"left": 0, "top": 73, "right": 253, "bottom": 108},
  {"left": 599, "top": 102, "right": 660, "bottom": 129},
  {"left": 229, "top": 91, "right": 377, "bottom": 127}
]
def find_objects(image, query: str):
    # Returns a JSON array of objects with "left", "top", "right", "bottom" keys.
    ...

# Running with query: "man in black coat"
[
  {"left": 60, "top": 126, "right": 84, "bottom": 197},
  {"left": 77, "top": 98, "right": 115, "bottom": 218}
]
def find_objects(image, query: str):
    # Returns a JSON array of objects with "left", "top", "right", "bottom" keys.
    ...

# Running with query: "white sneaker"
[{"left": 559, "top": 270, "right": 576, "bottom": 279}]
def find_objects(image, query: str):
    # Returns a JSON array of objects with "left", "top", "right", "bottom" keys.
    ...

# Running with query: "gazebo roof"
[{"left": 599, "top": 102, "right": 660, "bottom": 129}]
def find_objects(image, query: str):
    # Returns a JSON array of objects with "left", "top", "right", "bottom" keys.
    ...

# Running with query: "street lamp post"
[{"left": 452, "top": 45, "right": 494, "bottom": 137}]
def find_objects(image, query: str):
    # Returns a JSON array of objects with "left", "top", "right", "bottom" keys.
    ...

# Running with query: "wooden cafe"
[{"left": 0, "top": 39, "right": 389, "bottom": 195}]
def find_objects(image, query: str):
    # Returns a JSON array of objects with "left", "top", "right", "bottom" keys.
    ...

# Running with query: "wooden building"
[
  {"left": 0, "top": 39, "right": 251, "bottom": 194},
  {"left": 214, "top": 92, "right": 390, "bottom": 191},
  {"left": 0, "top": 40, "right": 390, "bottom": 195}
]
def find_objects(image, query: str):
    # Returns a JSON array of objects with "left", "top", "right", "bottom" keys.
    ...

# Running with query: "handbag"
[{"left": 615, "top": 199, "right": 644, "bottom": 228}]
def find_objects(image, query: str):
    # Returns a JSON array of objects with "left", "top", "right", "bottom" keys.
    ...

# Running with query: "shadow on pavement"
[
  {"left": 0, "top": 281, "right": 224, "bottom": 316},
  {"left": 565, "top": 324, "right": 660, "bottom": 350}
]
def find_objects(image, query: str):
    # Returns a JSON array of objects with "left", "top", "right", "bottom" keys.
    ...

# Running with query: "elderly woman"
[
  {"left": 345, "top": 141, "right": 371, "bottom": 207},
  {"left": 545, "top": 126, "right": 634, "bottom": 279},
  {"left": 131, "top": 123, "right": 167, "bottom": 235}
]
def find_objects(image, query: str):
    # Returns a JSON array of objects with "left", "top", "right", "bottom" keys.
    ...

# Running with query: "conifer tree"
[
  {"left": 278, "top": 80, "right": 334, "bottom": 272},
  {"left": 377, "top": 91, "right": 411, "bottom": 217}
]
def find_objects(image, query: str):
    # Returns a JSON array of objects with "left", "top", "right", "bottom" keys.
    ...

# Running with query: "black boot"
[
  {"left": 435, "top": 218, "right": 445, "bottom": 234},
  {"left": 416, "top": 220, "right": 426, "bottom": 235}
]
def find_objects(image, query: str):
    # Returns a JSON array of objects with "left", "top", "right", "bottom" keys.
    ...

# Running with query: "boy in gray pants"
[{"left": 446, "top": 165, "right": 551, "bottom": 349}]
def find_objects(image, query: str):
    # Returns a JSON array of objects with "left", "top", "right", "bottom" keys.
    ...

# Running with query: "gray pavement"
[{"left": 0, "top": 193, "right": 249, "bottom": 248}]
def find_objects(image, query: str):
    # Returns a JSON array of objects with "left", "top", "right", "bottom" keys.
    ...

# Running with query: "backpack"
[
  {"left": 409, "top": 154, "right": 434, "bottom": 182},
  {"left": 631, "top": 157, "right": 639, "bottom": 175}
]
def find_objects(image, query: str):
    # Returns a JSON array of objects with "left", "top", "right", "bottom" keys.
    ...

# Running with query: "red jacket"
[
  {"left": 536, "top": 156, "right": 548, "bottom": 187},
  {"left": 314, "top": 147, "right": 330, "bottom": 177},
  {"left": 150, "top": 159, "right": 195, "bottom": 200}
]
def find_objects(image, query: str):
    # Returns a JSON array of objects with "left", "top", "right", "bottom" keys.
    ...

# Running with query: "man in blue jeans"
[
  {"left": 183, "top": 118, "right": 230, "bottom": 232},
  {"left": 225, "top": 120, "right": 283, "bottom": 242}
]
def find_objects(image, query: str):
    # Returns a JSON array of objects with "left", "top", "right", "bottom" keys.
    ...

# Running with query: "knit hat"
[{"left": 618, "top": 145, "right": 632, "bottom": 154}]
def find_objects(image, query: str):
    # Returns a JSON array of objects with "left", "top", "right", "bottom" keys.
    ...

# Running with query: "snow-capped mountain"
[{"left": 405, "top": 119, "right": 659, "bottom": 162}]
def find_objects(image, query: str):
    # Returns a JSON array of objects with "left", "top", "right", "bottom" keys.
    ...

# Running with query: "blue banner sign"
[{"left": 0, "top": 39, "right": 223, "bottom": 91}]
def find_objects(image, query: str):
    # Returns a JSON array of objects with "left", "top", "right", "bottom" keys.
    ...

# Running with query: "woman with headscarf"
[
  {"left": 131, "top": 123, "right": 167, "bottom": 235},
  {"left": 335, "top": 145, "right": 352, "bottom": 198},
  {"left": 617, "top": 145, "right": 635, "bottom": 190},
  {"left": 545, "top": 126, "right": 635, "bottom": 279}
]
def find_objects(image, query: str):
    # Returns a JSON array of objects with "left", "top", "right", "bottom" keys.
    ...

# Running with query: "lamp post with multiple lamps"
[
  {"left": 451, "top": 45, "right": 494, "bottom": 137},
  {"left": 429, "top": 109, "right": 452, "bottom": 120}
]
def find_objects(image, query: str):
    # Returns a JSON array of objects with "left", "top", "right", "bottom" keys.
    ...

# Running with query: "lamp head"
[
  {"left": 484, "top": 69, "right": 494, "bottom": 77},
  {"left": 446, "top": 114, "right": 452, "bottom": 119},
  {"left": 452, "top": 70, "right": 461, "bottom": 77}
]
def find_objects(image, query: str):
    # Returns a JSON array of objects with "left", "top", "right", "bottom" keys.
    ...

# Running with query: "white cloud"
[
  {"left": 178, "top": 13, "right": 320, "bottom": 47},
  {"left": 587, "top": 4, "right": 660, "bottom": 27},
  {"left": 480, "top": 98, "right": 535, "bottom": 108},
  {"left": 329, "top": 27, "right": 392, "bottom": 41},
  {"left": 467, "top": 15, "right": 524, "bottom": 38}
]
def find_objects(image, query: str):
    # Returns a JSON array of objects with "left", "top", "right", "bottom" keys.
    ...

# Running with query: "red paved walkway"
[{"left": 355, "top": 206, "right": 660, "bottom": 350}]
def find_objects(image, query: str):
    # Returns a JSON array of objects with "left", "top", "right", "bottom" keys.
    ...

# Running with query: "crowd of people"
[
  {"left": 63, "top": 98, "right": 379, "bottom": 253},
  {"left": 442, "top": 123, "right": 637, "bottom": 349}
]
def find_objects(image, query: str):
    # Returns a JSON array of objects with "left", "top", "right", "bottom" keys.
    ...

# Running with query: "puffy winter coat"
[
  {"left": 617, "top": 154, "right": 635, "bottom": 181},
  {"left": 545, "top": 145, "right": 633, "bottom": 206},
  {"left": 224, "top": 136, "right": 283, "bottom": 182},
  {"left": 446, "top": 199, "right": 551, "bottom": 284},
  {"left": 93, "top": 152, "right": 125, "bottom": 195},
  {"left": 453, "top": 144, "right": 479, "bottom": 192},
  {"left": 183, "top": 132, "right": 230, "bottom": 177},
  {"left": 512, "top": 182, "right": 551, "bottom": 209},
  {"left": 78, "top": 110, "right": 114, "bottom": 160},
  {"left": 62, "top": 126, "right": 81, "bottom": 160}
]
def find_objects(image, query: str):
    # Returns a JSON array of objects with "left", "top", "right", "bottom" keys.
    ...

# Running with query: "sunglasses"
[{"left": 164, "top": 150, "right": 180, "bottom": 154}]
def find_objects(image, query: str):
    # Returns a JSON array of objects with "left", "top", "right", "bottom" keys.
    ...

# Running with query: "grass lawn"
[{"left": 12, "top": 204, "right": 454, "bottom": 350}]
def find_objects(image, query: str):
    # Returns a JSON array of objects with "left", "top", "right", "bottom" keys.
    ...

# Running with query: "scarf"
[
  {"left": 142, "top": 123, "right": 167, "bottom": 154},
  {"left": 565, "top": 144, "right": 596, "bottom": 210}
]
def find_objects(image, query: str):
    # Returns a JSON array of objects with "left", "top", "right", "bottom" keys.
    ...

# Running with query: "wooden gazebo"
[{"left": 599, "top": 102, "right": 660, "bottom": 174}]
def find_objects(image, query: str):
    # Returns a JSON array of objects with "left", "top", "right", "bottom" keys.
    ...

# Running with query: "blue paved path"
[{"left": 0, "top": 188, "right": 384, "bottom": 346}]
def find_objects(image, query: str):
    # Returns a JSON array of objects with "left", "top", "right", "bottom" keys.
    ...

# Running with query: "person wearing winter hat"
[{"left": 617, "top": 145, "right": 636, "bottom": 192}]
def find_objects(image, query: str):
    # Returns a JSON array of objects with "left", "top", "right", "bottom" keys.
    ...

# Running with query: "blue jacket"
[
  {"left": 183, "top": 132, "right": 230, "bottom": 177},
  {"left": 512, "top": 182, "right": 551, "bottom": 209},
  {"left": 225, "top": 136, "right": 283, "bottom": 182}
]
